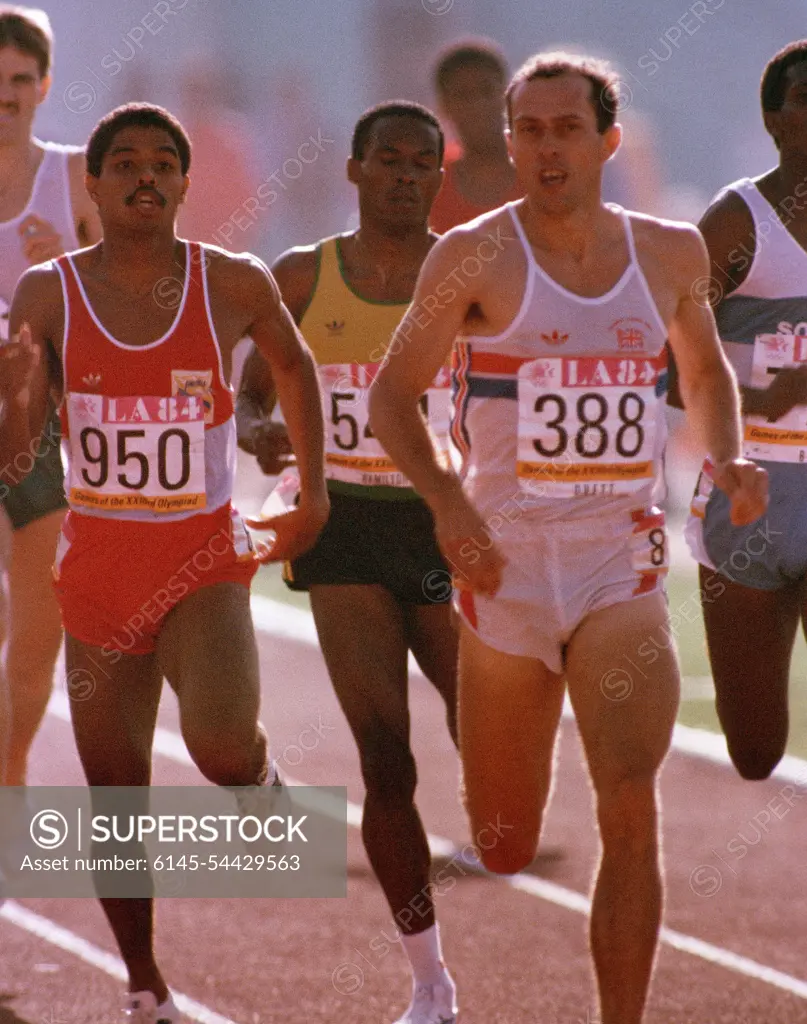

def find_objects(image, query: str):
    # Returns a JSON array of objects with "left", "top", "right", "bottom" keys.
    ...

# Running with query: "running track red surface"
[{"left": 3, "top": 594, "right": 807, "bottom": 1024}]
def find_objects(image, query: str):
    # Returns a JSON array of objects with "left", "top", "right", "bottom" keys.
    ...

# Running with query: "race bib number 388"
[
  {"left": 516, "top": 356, "right": 663, "bottom": 498},
  {"left": 66, "top": 393, "right": 206, "bottom": 513},
  {"left": 319, "top": 362, "right": 450, "bottom": 488}
]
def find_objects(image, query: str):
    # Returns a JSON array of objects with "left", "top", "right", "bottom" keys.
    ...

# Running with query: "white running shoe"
[
  {"left": 123, "top": 990, "right": 180, "bottom": 1024},
  {"left": 392, "top": 977, "right": 458, "bottom": 1024},
  {"left": 232, "top": 760, "right": 286, "bottom": 820}
]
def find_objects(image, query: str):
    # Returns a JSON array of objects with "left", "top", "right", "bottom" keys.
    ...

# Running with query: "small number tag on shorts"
[{"left": 630, "top": 507, "right": 669, "bottom": 595}]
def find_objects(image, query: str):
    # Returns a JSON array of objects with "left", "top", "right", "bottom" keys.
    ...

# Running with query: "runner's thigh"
[
  {"left": 565, "top": 591, "right": 679, "bottom": 788},
  {"left": 458, "top": 620, "right": 565, "bottom": 867},
  {"left": 156, "top": 581, "right": 260, "bottom": 746},
  {"left": 65, "top": 633, "right": 163, "bottom": 786},
  {"left": 309, "top": 583, "right": 410, "bottom": 742}
]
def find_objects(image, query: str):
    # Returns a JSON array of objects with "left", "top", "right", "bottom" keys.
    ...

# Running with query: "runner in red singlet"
[
  {"left": 429, "top": 39, "right": 521, "bottom": 233},
  {"left": 1, "top": 102, "right": 328, "bottom": 1024}
]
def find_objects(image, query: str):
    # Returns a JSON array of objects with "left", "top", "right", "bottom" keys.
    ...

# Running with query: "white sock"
[{"left": 400, "top": 923, "right": 452, "bottom": 986}]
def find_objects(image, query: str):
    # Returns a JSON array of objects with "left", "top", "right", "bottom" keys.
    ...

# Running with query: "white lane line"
[
  {"left": 505, "top": 871, "right": 807, "bottom": 999},
  {"left": 249, "top": 595, "right": 807, "bottom": 786},
  {"left": 0, "top": 901, "right": 237, "bottom": 1024},
  {"left": 40, "top": 678, "right": 807, "bottom": 1001}
]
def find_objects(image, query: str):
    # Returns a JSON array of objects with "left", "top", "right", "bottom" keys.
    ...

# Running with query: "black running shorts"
[
  {"left": 1, "top": 411, "right": 67, "bottom": 531},
  {"left": 284, "top": 490, "right": 451, "bottom": 605}
]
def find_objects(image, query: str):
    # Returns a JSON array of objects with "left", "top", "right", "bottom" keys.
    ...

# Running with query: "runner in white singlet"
[
  {"left": 0, "top": 7, "right": 100, "bottom": 794},
  {"left": 674, "top": 41, "right": 807, "bottom": 782},
  {"left": 369, "top": 52, "right": 767, "bottom": 1024}
]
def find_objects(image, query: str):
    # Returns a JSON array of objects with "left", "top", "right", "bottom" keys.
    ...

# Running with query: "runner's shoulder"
[
  {"left": 200, "top": 244, "right": 282, "bottom": 309},
  {"left": 698, "top": 185, "right": 755, "bottom": 259},
  {"left": 628, "top": 210, "right": 710, "bottom": 279},
  {"left": 14, "top": 258, "right": 64, "bottom": 304},
  {"left": 11, "top": 260, "right": 66, "bottom": 352},
  {"left": 437, "top": 202, "right": 513, "bottom": 245},
  {"left": 270, "top": 243, "right": 320, "bottom": 317},
  {"left": 426, "top": 204, "right": 514, "bottom": 273}
]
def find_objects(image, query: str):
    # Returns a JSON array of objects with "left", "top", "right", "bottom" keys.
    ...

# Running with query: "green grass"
[{"left": 250, "top": 562, "right": 807, "bottom": 762}]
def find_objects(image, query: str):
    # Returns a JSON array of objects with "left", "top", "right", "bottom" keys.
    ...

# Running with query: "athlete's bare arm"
[
  {"left": 370, "top": 232, "right": 471, "bottom": 502},
  {"left": 664, "top": 222, "right": 768, "bottom": 524},
  {"left": 236, "top": 343, "right": 278, "bottom": 447},
  {"left": 16, "top": 152, "right": 102, "bottom": 266},
  {"left": 68, "top": 150, "right": 103, "bottom": 247},
  {"left": 235, "top": 248, "right": 317, "bottom": 474},
  {"left": 1, "top": 264, "right": 63, "bottom": 474},
  {"left": 369, "top": 227, "right": 505, "bottom": 595},
  {"left": 211, "top": 253, "right": 328, "bottom": 558}
]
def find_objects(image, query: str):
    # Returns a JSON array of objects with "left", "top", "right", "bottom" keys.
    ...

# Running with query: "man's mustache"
[{"left": 124, "top": 187, "right": 167, "bottom": 206}]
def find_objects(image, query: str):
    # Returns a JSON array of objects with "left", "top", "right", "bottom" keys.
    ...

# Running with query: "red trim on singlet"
[
  {"left": 464, "top": 350, "right": 531, "bottom": 376},
  {"left": 450, "top": 340, "right": 472, "bottom": 463},
  {"left": 631, "top": 507, "right": 665, "bottom": 533},
  {"left": 458, "top": 586, "right": 478, "bottom": 629}
]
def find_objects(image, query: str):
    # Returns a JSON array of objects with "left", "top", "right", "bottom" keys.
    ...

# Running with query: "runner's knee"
[
  {"left": 359, "top": 727, "right": 417, "bottom": 803},
  {"left": 463, "top": 779, "right": 544, "bottom": 876},
  {"left": 189, "top": 723, "right": 268, "bottom": 787},
  {"left": 596, "top": 775, "right": 659, "bottom": 854},
  {"left": 727, "top": 739, "right": 786, "bottom": 781},
  {"left": 477, "top": 834, "right": 538, "bottom": 876}
]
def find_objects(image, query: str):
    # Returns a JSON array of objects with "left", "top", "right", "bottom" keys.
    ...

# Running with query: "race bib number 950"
[
  {"left": 66, "top": 393, "right": 206, "bottom": 513},
  {"left": 516, "top": 356, "right": 663, "bottom": 498}
]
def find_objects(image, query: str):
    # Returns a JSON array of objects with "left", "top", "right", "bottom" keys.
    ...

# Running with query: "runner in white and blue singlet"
[{"left": 680, "top": 40, "right": 807, "bottom": 781}]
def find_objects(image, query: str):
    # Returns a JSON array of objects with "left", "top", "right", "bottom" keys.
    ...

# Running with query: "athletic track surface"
[{"left": 2, "top": 585, "right": 807, "bottom": 1024}]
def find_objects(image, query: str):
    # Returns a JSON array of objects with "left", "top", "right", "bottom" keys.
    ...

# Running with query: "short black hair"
[
  {"left": 86, "top": 103, "right": 191, "bottom": 178},
  {"left": 434, "top": 38, "right": 508, "bottom": 95},
  {"left": 0, "top": 5, "right": 52, "bottom": 77},
  {"left": 505, "top": 51, "right": 619, "bottom": 134},
  {"left": 761, "top": 40, "right": 807, "bottom": 115},
  {"left": 351, "top": 101, "right": 444, "bottom": 164}
]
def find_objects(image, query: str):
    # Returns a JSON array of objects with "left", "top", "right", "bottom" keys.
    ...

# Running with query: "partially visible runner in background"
[
  {"left": 175, "top": 52, "right": 261, "bottom": 254},
  {"left": 0, "top": 4, "right": 101, "bottom": 789},
  {"left": 429, "top": 38, "right": 522, "bottom": 233},
  {"left": 681, "top": 40, "right": 807, "bottom": 781},
  {"left": 238, "top": 102, "right": 460, "bottom": 1024}
]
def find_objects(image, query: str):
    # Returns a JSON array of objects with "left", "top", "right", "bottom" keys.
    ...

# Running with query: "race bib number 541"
[
  {"left": 66, "top": 393, "right": 206, "bottom": 513},
  {"left": 516, "top": 356, "right": 664, "bottom": 498},
  {"left": 319, "top": 362, "right": 450, "bottom": 488}
]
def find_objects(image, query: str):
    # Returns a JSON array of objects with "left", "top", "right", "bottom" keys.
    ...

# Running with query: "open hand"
[
  {"left": 246, "top": 494, "right": 329, "bottom": 564},
  {"left": 432, "top": 490, "right": 506, "bottom": 598},
  {"left": 762, "top": 365, "right": 807, "bottom": 422}
]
